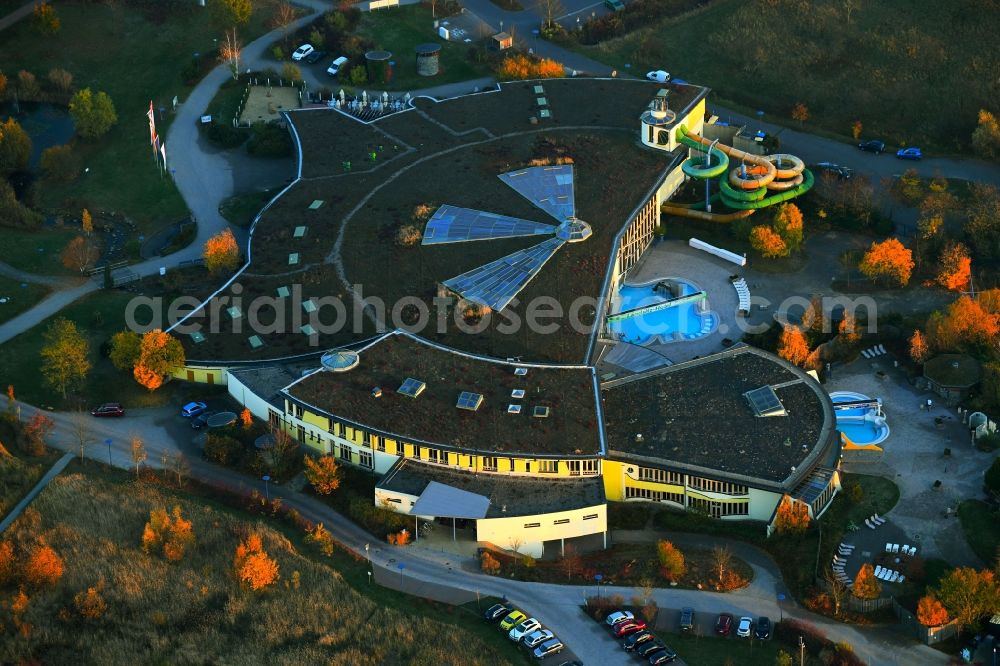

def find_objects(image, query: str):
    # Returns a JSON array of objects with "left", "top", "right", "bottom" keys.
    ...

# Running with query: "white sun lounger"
[
  {"left": 861, "top": 349, "right": 872, "bottom": 359},
  {"left": 874, "top": 565, "right": 883, "bottom": 577},
  {"left": 885, "top": 543, "right": 892, "bottom": 552},
  {"left": 897, "top": 575, "right": 905, "bottom": 583},
  {"left": 873, "top": 514, "right": 886, "bottom": 525},
  {"left": 889, "top": 572, "right": 900, "bottom": 583},
  {"left": 877, "top": 344, "right": 886, "bottom": 354},
  {"left": 865, "top": 519, "right": 875, "bottom": 529},
  {"left": 839, "top": 543, "right": 854, "bottom": 552},
  {"left": 908, "top": 546, "right": 917, "bottom": 556},
  {"left": 891, "top": 544, "right": 900, "bottom": 554}
]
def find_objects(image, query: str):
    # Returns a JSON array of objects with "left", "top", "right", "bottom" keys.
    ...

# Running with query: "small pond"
[{"left": 0, "top": 101, "right": 75, "bottom": 168}]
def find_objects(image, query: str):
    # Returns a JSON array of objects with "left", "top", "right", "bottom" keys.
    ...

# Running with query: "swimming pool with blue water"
[{"left": 608, "top": 279, "right": 716, "bottom": 345}]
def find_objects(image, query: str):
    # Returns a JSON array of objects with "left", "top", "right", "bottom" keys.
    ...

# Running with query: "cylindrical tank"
[
  {"left": 415, "top": 43, "right": 441, "bottom": 77},
  {"left": 365, "top": 50, "right": 393, "bottom": 84}
]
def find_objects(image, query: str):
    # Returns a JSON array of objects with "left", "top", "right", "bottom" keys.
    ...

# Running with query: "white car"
[
  {"left": 736, "top": 616, "right": 753, "bottom": 638},
  {"left": 646, "top": 69, "right": 670, "bottom": 83},
  {"left": 326, "top": 56, "right": 348, "bottom": 76},
  {"left": 292, "top": 44, "right": 315, "bottom": 61},
  {"left": 522, "top": 628, "right": 554, "bottom": 648},
  {"left": 509, "top": 617, "right": 541, "bottom": 642},
  {"left": 606, "top": 610, "right": 635, "bottom": 626}
]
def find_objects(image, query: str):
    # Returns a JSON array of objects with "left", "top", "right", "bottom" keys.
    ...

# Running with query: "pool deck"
[{"left": 597, "top": 239, "right": 743, "bottom": 376}]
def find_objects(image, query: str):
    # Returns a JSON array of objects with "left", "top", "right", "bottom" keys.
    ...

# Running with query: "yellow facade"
[{"left": 172, "top": 365, "right": 227, "bottom": 386}]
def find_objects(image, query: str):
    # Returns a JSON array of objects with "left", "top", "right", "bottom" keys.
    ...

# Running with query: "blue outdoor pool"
[
  {"left": 608, "top": 278, "right": 716, "bottom": 345},
  {"left": 830, "top": 391, "right": 890, "bottom": 446}
]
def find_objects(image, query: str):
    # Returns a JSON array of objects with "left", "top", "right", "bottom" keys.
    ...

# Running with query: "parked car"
[
  {"left": 811, "top": 162, "right": 853, "bottom": 179},
  {"left": 510, "top": 617, "right": 541, "bottom": 642},
  {"left": 646, "top": 70, "right": 670, "bottom": 83},
  {"left": 191, "top": 412, "right": 212, "bottom": 430},
  {"left": 605, "top": 0, "right": 625, "bottom": 10},
  {"left": 304, "top": 49, "right": 326, "bottom": 64},
  {"left": 857, "top": 139, "right": 885, "bottom": 154},
  {"left": 181, "top": 401, "right": 208, "bottom": 418},
  {"left": 485, "top": 603, "right": 510, "bottom": 621},
  {"left": 291, "top": 44, "right": 314, "bottom": 61},
  {"left": 623, "top": 630, "right": 655, "bottom": 651},
  {"left": 679, "top": 607, "right": 694, "bottom": 633},
  {"left": 714, "top": 613, "right": 734, "bottom": 636},
  {"left": 613, "top": 620, "right": 647, "bottom": 638},
  {"left": 523, "top": 629, "right": 554, "bottom": 648},
  {"left": 606, "top": 610, "right": 635, "bottom": 626},
  {"left": 636, "top": 640, "right": 667, "bottom": 658},
  {"left": 647, "top": 647, "right": 678, "bottom": 665},
  {"left": 736, "top": 616, "right": 753, "bottom": 638},
  {"left": 327, "top": 56, "right": 349, "bottom": 76},
  {"left": 755, "top": 616, "right": 772, "bottom": 640},
  {"left": 532, "top": 638, "right": 564, "bottom": 659},
  {"left": 896, "top": 147, "right": 923, "bottom": 160},
  {"left": 91, "top": 403, "right": 125, "bottom": 417},
  {"left": 500, "top": 610, "right": 526, "bottom": 631}
]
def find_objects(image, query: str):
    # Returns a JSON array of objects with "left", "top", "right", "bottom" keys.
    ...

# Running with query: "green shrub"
[
  {"left": 247, "top": 122, "right": 292, "bottom": 158},
  {"left": 271, "top": 45, "right": 286, "bottom": 61},
  {"left": 202, "top": 121, "right": 248, "bottom": 149},
  {"left": 204, "top": 433, "right": 243, "bottom": 466},
  {"left": 346, "top": 497, "right": 410, "bottom": 538},
  {"left": 976, "top": 432, "right": 1000, "bottom": 452}
]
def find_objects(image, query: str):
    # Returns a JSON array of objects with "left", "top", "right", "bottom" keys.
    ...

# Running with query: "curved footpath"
[{"left": 1, "top": 398, "right": 947, "bottom": 665}]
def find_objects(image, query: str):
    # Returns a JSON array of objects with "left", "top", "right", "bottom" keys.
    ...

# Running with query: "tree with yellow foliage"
[
  {"left": 203, "top": 228, "right": 240, "bottom": 275},
  {"left": 773, "top": 495, "right": 810, "bottom": 534},
  {"left": 852, "top": 562, "right": 881, "bottom": 600},
  {"left": 133, "top": 329, "right": 185, "bottom": 391},
  {"left": 750, "top": 225, "right": 789, "bottom": 258},
  {"left": 777, "top": 325, "right": 811, "bottom": 367},
  {"left": 303, "top": 454, "right": 341, "bottom": 495},
  {"left": 858, "top": 238, "right": 914, "bottom": 286}
]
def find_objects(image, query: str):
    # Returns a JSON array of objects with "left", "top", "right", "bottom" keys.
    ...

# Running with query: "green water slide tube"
[
  {"left": 720, "top": 179, "right": 768, "bottom": 202},
  {"left": 681, "top": 148, "right": 729, "bottom": 179},
  {"left": 719, "top": 169, "right": 815, "bottom": 210}
]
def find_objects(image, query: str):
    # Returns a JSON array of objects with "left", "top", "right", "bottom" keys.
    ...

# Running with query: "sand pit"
[{"left": 239, "top": 85, "right": 300, "bottom": 124}]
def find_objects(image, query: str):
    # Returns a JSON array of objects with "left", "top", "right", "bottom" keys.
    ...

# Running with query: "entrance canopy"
[{"left": 410, "top": 481, "right": 490, "bottom": 519}]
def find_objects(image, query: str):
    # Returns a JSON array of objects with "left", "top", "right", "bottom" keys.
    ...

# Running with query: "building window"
[
  {"left": 483, "top": 456, "right": 498, "bottom": 472},
  {"left": 414, "top": 446, "right": 421, "bottom": 460},
  {"left": 339, "top": 444, "right": 352, "bottom": 463},
  {"left": 687, "top": 496, "right": 749, "bottom": 518},
  {"left": 362, "top": 431, "right": 371, "bottom": 447},
  {"left": 553, "top": 518, "right": 570, "bottom": 525},
  {"left": 638, "top": 467, "right": 684, "bottom": 485},
  {"left": 268, "top": 410, "right": 280, "bottom": 428},
  {"left": 523, "top": 523, "right": 540, "bottom": 528},
  {"left": 539, "top": 460, "right": 558, "bottom": 474},
  {"left": 440, "top": 451, "right": 449, "bottom": 465},
  {"left": 296, "top": 425, "right": 305, "bottom": 443},
  {"left": 569, "top": 460, "right": 598, "bottom": 476},
  {"left": 395, "top": 441, "right": 404, "bottom": 456},
  {"left": 583, "top": 514, "right": 598, "bottom": 520},
  {"left": 359, "top": 450, "right": 373, "bottom": 469},
  {"left": 336, "top": 422, "right": 346, "bottom": 438},
  {"left": 625, "top": 486, "right": 685, "bottom": 506},
  {"left": 687, "top": 476, "right": 748, "bottom": 496},
  {"left": 293, "top": 404, "right": 303, "bottom": 418},
  {"left": 427, "top": 449, "right": 439, "bottom": 464},
  {"left": 508, "top": 458, "right": 515, "bottom": 472},
  {"left": 375, "top": 436, "right": 385, "bottom": 452}
]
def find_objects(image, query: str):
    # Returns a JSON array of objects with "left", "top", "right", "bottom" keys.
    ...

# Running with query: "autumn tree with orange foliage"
[
  {"left": 234, "top": 532, "right": 279, "bottom": 590},
  {"left": 387, "top": 529, "right": 411, "bottom": 546},
  {"left": 480, "top": 551, "right": 501, "bottom": 575},
  {"left": 24, "top": 544, "right": 63, "bottom": 587},
  {"left": 750, "top": 225, "right": 788, "bottom": 258},
  {"left": 909, "top": 330, "right": 931, "bottom": 364},
  {"left": 852, "top": 562, "right": 882, "bottom": 600},
  {"left": 240, "top": 407, "right": 253, "bottom": 430},
  {"left": 858, "top": 238, "right": 914, "bottom": 286},
  {"left": 0, "top": 540, "right": 14, "bottom": 585},
  {"left": 60, "top": 236, "right": 99, "bottom": 273},
  {"left": 773, "top": 495, "right": 810, "bottom": 534},
  {"left": 303, "top": 454, "right": 341, "bottom": 495},
  {"left": 74, "top": 586, "right": 108, "bottom": 620},
  {"left": 837, "top": 313, "right": 861, "bottom": 346},
  {"left": 656, "top": 540, "right": 685, "bottom": 582},
  {"left": 142, "top": 506, "right": 195, "bottom": 562},
  {"left": 927, "top": 296, "right": 1000, "bottom": 352},
  {"left": 203, "top": 228, "right": 240, "bottom": 275},
  {"left": 133, "top": 329, "right": 186, "bottom": 391},
  {"left": 791, "top": 102, "right": 809, "bottom": 127},
  {"left": 777, "top": 325, "right": 811, "bottom": 367},
  {"left": 496, "top": 54, "right": 564, "bottom": 81},
  {"left": 935, "top": 241, "right": 972, "bottom": 292},
  {"left": 773, "top": 203, "right": 804, "bottom": 253},
  {"left": 916, "top": 594, "right": 949, "bottom": 626}
]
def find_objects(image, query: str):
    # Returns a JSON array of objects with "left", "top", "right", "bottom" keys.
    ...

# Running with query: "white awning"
[{"left": 410, "top": 481, "right": 490, "bottom": 519}]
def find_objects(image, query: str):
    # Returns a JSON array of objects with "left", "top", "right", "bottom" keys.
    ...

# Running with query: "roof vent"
[
  {"left": 744, "top": 386, "right": 786, "bottom": 417},
  {"left": 508, "top": 404, "right": 522, "bottom": 414},
  {"left": 456, "top": 391, "right": 484, "bottom": 411},
  {"left": 514, "top": 367, "right": 528, "bottom": 376},
  {"left": 398, "top": 377, "right": 426, "bottom": 398},
  {"left": 511, "top": 389, "right": 526, "bottom": 399},
  {"left": 533, "top": 406, "right": 550, "bottom": 418},
  {"left": 371, "top": 387, "right": 383, "bottom": 398}
]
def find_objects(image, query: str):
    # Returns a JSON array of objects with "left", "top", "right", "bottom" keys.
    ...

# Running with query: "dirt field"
[{"left": 240, "top": 86, "right": 301, "bottom": 125}]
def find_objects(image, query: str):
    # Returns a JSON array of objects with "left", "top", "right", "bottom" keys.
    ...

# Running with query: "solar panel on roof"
[
  {"left": 514, "top": 367, "right": 528, "bottom": 376},
  {"left": 508, "top": 404, "right": 522, "bottom": 414},
  {"left": 398, "top": 377, "right": 426, "bottom": 398},
  {"left": 442, "top": 237, "right": 565, "bottom": 311},
  {"left": 499, "top": 165, "right": 575, "bottom": 223},
  {"left": 422, "top": 205, "right": 556, "bottom": 245},
  {"left": 745, "top": 386, "right": 786, "bottom": 417},
  {"left": 511, "top": 389, "right": 525, "bottom": 398},
  {"left": 456, "top": 391, "right": 484, "bottom": 411}
]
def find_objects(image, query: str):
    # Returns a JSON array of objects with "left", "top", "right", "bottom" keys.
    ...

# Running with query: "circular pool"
[
  {"left": 830, "top": 391, "right": 890, "bottom": 446},
  {"left": 607, "top": 277, "right": 717, "bottom": 346}
]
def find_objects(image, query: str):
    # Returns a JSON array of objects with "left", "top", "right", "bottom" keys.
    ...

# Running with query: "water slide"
[{"left": 662, "top": 125, "right": 814, "bottom": 222}]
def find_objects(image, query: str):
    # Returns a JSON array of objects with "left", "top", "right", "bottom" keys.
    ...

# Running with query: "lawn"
[
  {"left": 356, "top": 5, "right": 492, "bottom": 92},
  {"left": 0, "top": 0, "right": 285, "bottom": 234},
  {"left": 0, "top": 227, "right": 81, "bottom": 276},
  {"left": 577, "top": 0, "right": 1000, "bottom": 153},
  {"left": 0, "top": 466, "right": 527, "bottom": 665},
  {"left": 662, "top": 631, "right": 819, "bottom": 666},
  {"left": 957, "top": 499, "right": 1000, "bottom": 565},
  {"left": 0, "top": 276, "right": 51, "bottom": 325},
  {"left": 0, "top": 419, "right": 61, "bottom": 519}
]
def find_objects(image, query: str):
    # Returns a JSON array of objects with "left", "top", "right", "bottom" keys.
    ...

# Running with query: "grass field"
[
  {"left": 0, "top": 276, "right": 51, "bottom": 325},
  {"left": 664, "top": 631, "right": 820, "bottom": 666},
  {"left": 357, "top": 6, "right": 491, "bottom": 92},
  {"left": 0, "top": 468, "right": 527, "bottom": 665},
  {"left": 0, "top": 227, "right": 81, "bottom": 276},
  {"left": 957, "top": 499, "right": 1000, "bottom": 564},
  {"left": 0, "top": 1, "right": 283, "bottom": 234},
  {"left": 0, "top": 420, "right": 61, "bottom": 519},
  {"left": 578, "top": 0, "right": 1000, "bottom": 152}
]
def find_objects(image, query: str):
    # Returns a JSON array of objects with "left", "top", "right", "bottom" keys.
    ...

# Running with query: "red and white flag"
[
  {"left": 160, "top": 141, "right": 167, "bottom": 169},
  {"left": 147, "top": 100, "right": 158, "bottom": 160}
]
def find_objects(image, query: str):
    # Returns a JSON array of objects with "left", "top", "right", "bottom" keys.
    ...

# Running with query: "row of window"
[
  {"left": 625, "top": 486, "right": 685, "bottom": 505},
  {"left": 637, "top": 467, "right": 684, "bottom": 485},
  {"left": 624, "top": 486, "right": 750, "bottom": 518},
  {"left": 637, "top": 466, "right": 748, "bottom": 496},
  {"left": 523, "top": 514, "right": 600, "bottom": 528}
]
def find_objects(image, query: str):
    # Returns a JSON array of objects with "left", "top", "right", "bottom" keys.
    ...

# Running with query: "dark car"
[
  {"left": 485, "top": 603, "right": 510, "bottom": 621},
  {"left": 623, "top": 630, "right": 655, "bottom": 651},
  {"left": 91, "top": 403, "right": 125, "bottom": 417},
  {"left": 636, "top": 640, "right": 667, "bottom": 659},
  {"left": 304, "top": 49, "right": 326, "bottom": 64},
  {"left": 679, "top": 607, "right": 694, "bottom": 633},
  {"left": 714, "top": 613, "right": 734, "bottom": 636},
  {"left": 613, "top": 620, "right": 648, "bottom": 638},
  {"left": 755, "top": 616, "right": 772, "bottom": 640},
  {"left": 191, "top": 412, "right": 212, "bottom": 430},
  {"left": 648, "top": 647, "right": 678, "bottom": 665},
  {"left": 812, "top": 162, "right": 853, "bottom": 179},
  {"left": 858, "top": 139, "right": 885, "bottom": 154}
]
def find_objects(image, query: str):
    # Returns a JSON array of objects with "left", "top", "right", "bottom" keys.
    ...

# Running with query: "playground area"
[{"left": 239, "top": 85, "right": 300, "bottom": 125}]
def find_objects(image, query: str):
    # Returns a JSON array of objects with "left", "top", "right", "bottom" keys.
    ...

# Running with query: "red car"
[
  {"left": 91, "top": 403, "right": 125, "bottom": 417},
  {"left": 613, "top": 620, "right": 647, "bottom": 638},
  {"left": 714, "top": 613, "right": 734, "bottom": 636}
]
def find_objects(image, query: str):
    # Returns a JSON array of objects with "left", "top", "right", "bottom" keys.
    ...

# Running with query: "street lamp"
[
  {"left": 262, "top": 475, "right": 271, "bottom": 502},
  {"left": 365, "top": 543, "right": 370, "bottom": 566},
  {"left": 397, "top": 562, "right": 405, "bottom": 587},
  {"left": 777, "top": 593, "right": 785, "bottom": 622},
  {"left": 105, "top": 438, "right": 113, "bottom": 466},
  {"left": 799, "top": 635, "right": 805, "bottom": 666},
  {"left": 594, "top": 573, "right": 603, "bottom": 599},
  {"left": 367, "top": 570, "right": 372, "bottom": 585}
]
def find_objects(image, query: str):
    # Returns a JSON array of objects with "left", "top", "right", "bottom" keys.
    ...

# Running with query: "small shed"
[
  {"left": 924, "top": 353, "right": 982, "bottom": 405},
  {"left": 491, "top": 32, "right": 512, "bottom": 51},
  {"left": 415, "top": 43, "right": 441, "bottom": 77}
]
